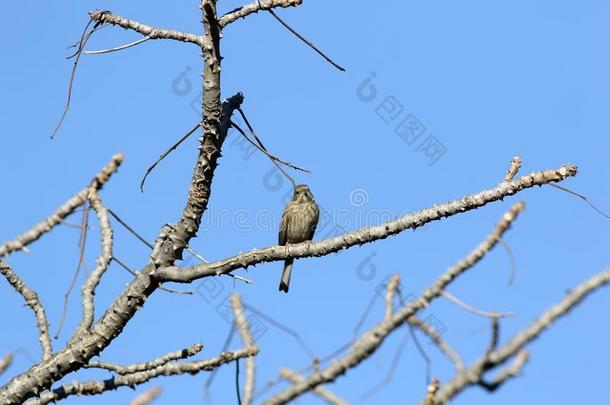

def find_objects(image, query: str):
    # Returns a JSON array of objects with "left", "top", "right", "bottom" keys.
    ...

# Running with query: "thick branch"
[
  {"left": 0, "top": 261, "right": 52, "bottom": 360},
  {"left": 26, "top": 348, "right": 258, "bottom": 405},
  {"left": 219, "top": 0, "right": 302, "bottom": 27},
  {"left": 89, "top": 10, "right": 204, "bottom": 46},
  {"left": 159, "top": 165, "right": 576, "bottom": 283},
  {"left": 261, "top": 203, "right": 524, "bottom": 404},
  {"left": 0, "top": 153, "right": 123, "bottom": 257},
  {"left": 85, "top": 344, "right": 204, "bottom": 375}
]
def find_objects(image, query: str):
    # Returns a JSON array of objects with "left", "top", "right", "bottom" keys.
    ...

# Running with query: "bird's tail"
[{"left": 279, "top": 258, "right": 294, "bottom": 293}]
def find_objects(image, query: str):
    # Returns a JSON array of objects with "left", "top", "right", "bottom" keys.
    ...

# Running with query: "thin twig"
[
  {"left": 54, "top": 202, "right": 91, "bottom": 339},
  {"left": 51, "top": 19, "right": 105, "bottom": 139},
  {"left": 441, "top": 291, "right": 512, "bottom": 319},
  {"left": 107, "top": 208, "right": 154, "bottom": 249},
  {"left": 84, "top": 37, "right": 151, "bottom": 55},
  {"left": 498, "top": 238, "right": 517, "bottom": 285},
  {"left": 140, "top": 122, "right": 202, "bottom": 192},
  {"left": 236, "top": 359, "right": 242, "bottom": 405},
  {"left": 235, "top": 109, "right": 299, "bottom": 189},
  {"left": 204, "top": 323, "right": 236, "bottom": 401},
  {"left": 359, "top": 330, "right": 409, "bottom": 400},
  {"left": 266, "top": 8, "right": 346, "bottom": 71},
  {"left": 230, "top": 121, "right": 310, "bottom": 173},
  {"left": 549, "top": 183, "right": 610, "bottom": 219}
]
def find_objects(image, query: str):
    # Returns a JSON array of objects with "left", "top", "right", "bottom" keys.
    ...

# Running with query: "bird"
[{"left": 278, "top": 184, "right": 320, "bottom": 293}]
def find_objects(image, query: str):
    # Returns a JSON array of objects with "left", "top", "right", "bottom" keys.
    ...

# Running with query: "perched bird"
[{"left": 278, "top": 184, "right": 320, "bottom": 293}]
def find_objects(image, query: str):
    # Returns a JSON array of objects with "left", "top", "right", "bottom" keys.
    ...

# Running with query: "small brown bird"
[{"left": 278, "top": 184, "right": 320, "bottom": 293}]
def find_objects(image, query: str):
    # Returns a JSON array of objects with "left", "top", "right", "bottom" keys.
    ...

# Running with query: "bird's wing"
[
  {"left": 307, "top": 202, "right": 321, "bottom": 240},
  {"left": 279, "top": 209, "right": 289, "bottom": 245}
]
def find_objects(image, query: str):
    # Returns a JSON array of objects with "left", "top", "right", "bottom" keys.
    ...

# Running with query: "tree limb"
[
  {"left": 85, "top": 343, "right": 204, "bottom": 375},
  {"left": 231, "top": 294, "right": 256, "bottom": 405},
  {"left": 260, "top": 202, "right": 524, "bottom": 404},
  {"left": 25, "top": 348, "right": 258, "bottom": 405},
  {"left": 89, "top": 10, "right": 204, "bottom": 46},
  {"left": 158, "top": 166, "right": 575, "bottom": 283},
  {"left": 75, "top": 189, "right": 113, "bottom": 337},
  {"left": 219, "top": 0, "right": 302, "bottom": 27},
  {"left": 429, "top": 266, "right": 610, "bottom": 404},
  {"left": 0, "top": 153, "right": 123, "bottom": 257},
  {"left": 279, "top": 368, "right": 348, "bottom": 405},
  {"left": 0, "top": 261, "right": 52, "bottom": 360}
]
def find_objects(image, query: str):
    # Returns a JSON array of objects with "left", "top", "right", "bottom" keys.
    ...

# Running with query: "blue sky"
[{"left": 1, "top": 1, "right": 609, "bottom": 404}]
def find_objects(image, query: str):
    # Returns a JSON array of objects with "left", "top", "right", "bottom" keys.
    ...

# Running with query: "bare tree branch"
[
  {"left": 84, "top": 37, "right": 151, "bottom": 55},
  {"left": 219, "top": 0, "right": 302, "bottom": 27},
  {"left": 479, "top": 350, "right": 529, "bottom": 392},
  {"left": 408, "top": 317, "right": 463, "bottom": 371},
  {"left": 159, "top": 166, "right": 575, "bottom": 283},
  {"left": 75, "top": 189, "right": 113, "bottom": 336},
  {"left": 503, "top": 156, "right": 522, "bottom": 182},
  {"left": 430, "top": 267, "right": 610, "bottom": 404},
  {"left": 89, "top": 10, "right": 204, "bottom": 46},
  {"left": 26, "top": 348, "right": 258, "bottom": 405},
  {"left": 440, "top": 291, "right": 512, "bottom": 319},
  {"left": 384, "top": 274, "right": 400, "bottom": 321},
  {"left": 85, "top": 343, "right": 204, "bottom": 375},
  {"left": 261, "top": 202, "right": 525, "bottom": 404},
  {"left": 0, "top": 261, "right": 52, "bottom": 360},
  {"left": 0, "top": 354, "right": 13, "bottom": 376},
  {"left": 231, "top": 294, "right": 256, "bottom": 405},
  {"left": 128, "top": 385, "right": 162, "bottom": 405},
  {"left": 266, "top": 8, "right": 346, "bottom": 71},
  {"left": 0, "top": 153, "right": 123, "bottom": 257},
  {"left": 423, "top": 378, "right": 440, "bottom": 405},
  {"left": 279, "top": 368, "right": 348, "bottom": 405},
  {"left": 140, "top": 122, "right": 201, "bottom": 192}
]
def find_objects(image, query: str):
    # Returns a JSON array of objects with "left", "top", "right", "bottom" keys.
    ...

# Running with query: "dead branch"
[
  {"left": 85, "top": 343, "right": 204, "bottom": 374},
  {"left": 26, "top": 348, "right": 258, "bottom": 405},
  {"left": 0, "top": 153, "right": 123, "bottom": 257},
  {"left": 89, "top": 10, "right": 204, "bottom": 46},
  {"left": 219, "top": 0, "right": 302, "bottom": 27},
  {"left": 128, "top": 385, "right": 162, "bottom": 405},
  {"left": 260, "top": 202, "right": 524, "bottom": 404},
  {"left": 0, "top": 261, "right": 52, "bottom": 360},
  {"left": 158, "top": 166, "right": 575, "bottom": 283},
  {"left": 230, "top": 294, "right": 256, "bottom": 405}
]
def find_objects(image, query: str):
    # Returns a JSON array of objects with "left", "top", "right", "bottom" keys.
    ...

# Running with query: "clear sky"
[{"left": 1, "top": 1, "right": 609, "bottom": 404}]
